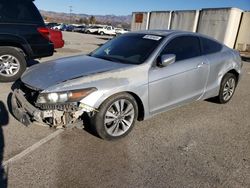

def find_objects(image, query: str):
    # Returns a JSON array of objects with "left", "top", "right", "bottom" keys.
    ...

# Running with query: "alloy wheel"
[
  {"left": 223, "top": 78, "right": 236, "bottom": 101},
  {"left": 104, "top": 99, "right": 135, "bottom": 137},
  {"left": 0, "top": 55, "right": 20, "bottom": 77}
]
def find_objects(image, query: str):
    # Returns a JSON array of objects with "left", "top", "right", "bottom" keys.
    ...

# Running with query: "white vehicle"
[
  {"left": 52, "top": 24, "right": 66, "bottom": 31},
  {"left": 85, "top": 26, "right": 104, "bottom": 34},
  {"left": 98, "top": 26, "right": 116, "bottom": 36},
  {"left": 115, "top": 28, "right": 129, "bottom": 36}
]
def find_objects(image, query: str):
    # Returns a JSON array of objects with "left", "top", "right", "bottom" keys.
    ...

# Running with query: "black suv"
[{"left": 0, "top": 0, "right": 54, "bottom": 82}]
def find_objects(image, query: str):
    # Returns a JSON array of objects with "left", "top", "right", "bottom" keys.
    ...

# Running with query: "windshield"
[{"left": 90, "top": 34, "right": 164, "bottom": 65}]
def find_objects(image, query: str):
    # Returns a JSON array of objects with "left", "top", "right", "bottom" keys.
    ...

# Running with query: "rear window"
[
  {"left": 200, "top": 37, "right": 223, "bottom": 55},
  {"left": 0, "top": 0, "right": 43, "bottom": 24}
]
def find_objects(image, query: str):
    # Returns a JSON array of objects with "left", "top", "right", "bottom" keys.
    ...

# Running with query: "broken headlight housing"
[{"left": 36, "top": 88, "right": 97, "bottom": 104}]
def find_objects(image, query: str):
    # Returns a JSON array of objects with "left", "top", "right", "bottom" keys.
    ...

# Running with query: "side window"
[
  {"left": 0, "top": 1, "right": 42, "bottom": 23},
  {"left": 201, "top": 37, "right": 222, "bottom": 55},
  {"left": 160, "top": 36, "right": 201, "bottom": 61}
]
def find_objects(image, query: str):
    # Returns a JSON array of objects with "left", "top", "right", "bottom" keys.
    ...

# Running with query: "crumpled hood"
[{"left": 21, "top": 55, "right": 130, "bottom": 90}]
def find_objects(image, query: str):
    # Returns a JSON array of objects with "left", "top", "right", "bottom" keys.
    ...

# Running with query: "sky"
[{"left": 35, "top": 0, "right": 250, "bottom": 16}]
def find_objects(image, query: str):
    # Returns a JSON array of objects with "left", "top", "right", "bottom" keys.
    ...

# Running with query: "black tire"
[
  {"left": 86, "top": 31, "right": 90, "bottom": 34},
  {"left": 91, "top": 93, "right": 138, "bottom": 140},
  {"left": 0, "top": 47, "right": 27, "bottom": 82},
  {"left": 100, "top": 32, "right": 104, "bottom": 36},
  {"left": 216, "top": 73, "right": 237, "bottom": 104}
]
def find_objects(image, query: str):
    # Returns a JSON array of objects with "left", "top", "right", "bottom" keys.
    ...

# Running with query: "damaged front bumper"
[
  {"left": 11, "top": 89, "right": 97, "bottom": 128},
  {"left": 12, "top": 89, "right": 42, "bottom": 126}
]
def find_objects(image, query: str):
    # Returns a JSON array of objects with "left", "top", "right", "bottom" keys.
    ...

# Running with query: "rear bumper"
[
  {"left": 53, "top": 40, "right": 64, "bottom": 49},
  {"left": 11, "top": 89, "right": 42, "bottom": 126},
  {"left": 30, "top": 43, "right": 54, "bottom": 59}
]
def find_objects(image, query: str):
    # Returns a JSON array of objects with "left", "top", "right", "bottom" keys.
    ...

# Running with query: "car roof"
[
  {"left": 131, "top": 30, "right": 198, "bottom": 37},
  {"left": 129, "top": 30, "right": 225, "bottom": 45}
]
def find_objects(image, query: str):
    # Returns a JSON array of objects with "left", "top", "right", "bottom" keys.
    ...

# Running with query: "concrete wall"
[
  {"left": 131, "top": 8, "right": 248, "bottom": 50},
  {"left": 148, "top": 11, "right": 171, "bottom": 30},
  {"left": 197, "top": 8, "right": 242, "bottom": 48},
  {"left": 131, "top": 12, "right": 150, "bottom": 31},
  {"left": 236, "top": 12, "right": 250, "bottom": 52},
  {"left": 170, "top": 10, "right": 199, "bottom": 32}
]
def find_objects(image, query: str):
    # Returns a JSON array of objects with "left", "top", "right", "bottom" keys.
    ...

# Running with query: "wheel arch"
[
  {"left": 95, "top": 91, "right": 145, "bottom": 121},
  {"left": 0, "top": 44, "right": 27, "bottom": 58},
  {"left": 127, "top": 91, "right": 145, "bottom": 121},
  {"left": 0, "top": 42, "right": 31, "bottom": 60},
  {"left": 0, "top": 34, "right": 33, "bottom": 59},
  {"left": 226, "top": 69, "right": 240, "bottom": 83}
]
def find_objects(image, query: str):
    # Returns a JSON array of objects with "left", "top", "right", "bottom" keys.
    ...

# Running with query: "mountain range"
[{"left": 40, "top": 10, "right": 132, "bottom": 27}]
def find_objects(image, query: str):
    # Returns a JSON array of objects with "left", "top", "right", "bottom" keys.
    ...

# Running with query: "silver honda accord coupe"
[{"left": 11, "top": 30, "right": 243, "bottom": 140}]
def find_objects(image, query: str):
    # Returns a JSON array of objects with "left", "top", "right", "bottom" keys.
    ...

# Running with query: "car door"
[
  {"left": 105, "top": 26, "right": 111, "bottom": 35},
  {"left": 148, "top": 35, "right": 210, "bottom": 114}
]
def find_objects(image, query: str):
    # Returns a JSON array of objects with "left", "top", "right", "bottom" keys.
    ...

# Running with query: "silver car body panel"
[
  {"left": 42, "top": 63, "right": 151, "bottom": 118},
  {"left": 22, "top": 55, "right": 132, "bottom": 90},
  {"left": 148, "top": 55, "right": 210, "bottom": 114},
  {"left": 20, "top": 30, "right": 242, "bottom": 120}
]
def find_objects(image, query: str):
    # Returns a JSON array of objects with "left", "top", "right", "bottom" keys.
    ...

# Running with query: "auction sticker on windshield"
[{"left": 143, "top": 35, "right": 162, "bottom": 41}]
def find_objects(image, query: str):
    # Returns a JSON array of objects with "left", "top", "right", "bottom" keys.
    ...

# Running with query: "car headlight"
[{"left": 36, "top": 88, "right": 97, "bottom": 104}]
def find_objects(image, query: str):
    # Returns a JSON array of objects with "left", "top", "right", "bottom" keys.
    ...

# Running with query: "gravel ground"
[{"left": 0, "top": 31, "right": 250, "bottom": 188}]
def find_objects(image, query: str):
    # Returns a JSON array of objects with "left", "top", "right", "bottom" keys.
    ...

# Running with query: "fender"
[{"left": 0, "top": 34, "right": 33, "bottom": 58}]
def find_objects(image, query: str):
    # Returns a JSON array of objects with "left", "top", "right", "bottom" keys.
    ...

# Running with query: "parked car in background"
[
  {"left": 85, "top": 26, "right": 104, "bottom": 34},
  {"left": 48, "top": 29, "right": 64, "bottom": 49},
  {"left": 53, "top": 23, "right": 67, "bottom": 31},
  {"left": 0, "top": 0, "right": 54, "bottom": 82},
  {"left": 115, "top": 28, "right": 129, "bottom": 36},
  {"left": 65, "top": 25, "right": 75, "bottom": 32},
  {"left": 98, "top": 26, "right": 116, "bottom": 36},
  {"left": 46, "top": 22, "right": 59, "bottom": 29},
  {"left": 11, "top": 30, "right": 242, "bottom": 140},
  {"left": 73, "top": 25, "right": 86, "bottom": 33}
]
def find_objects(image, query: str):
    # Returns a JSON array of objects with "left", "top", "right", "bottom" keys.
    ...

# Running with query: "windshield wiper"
[
  {"left": 91, "top": 54, "right": 134, "bottom": 64},
  {"left": 99, "top": 56, "right": 116, "bottom": 62},
  {"left": 95, "top": 55, "right": 128, "bottom": 64}
]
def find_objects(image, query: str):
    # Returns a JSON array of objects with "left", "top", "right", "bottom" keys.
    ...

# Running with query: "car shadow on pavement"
[
  {"left": 205, "top": 97, "right": 221, "bottom": 104},
  {"left": 27, "top": 59, "right": 40, "bottom": 67},
  {"left": 96, "top": 37, "right": 112, "bottom": 41},
  {"left": 241, "top": 56, "right": 250, "bottom": 62},
  {"left": 0, "top": 101, "right": 9, "bottom": 188},
  {"left": 97, "top": 43, "right": 104, "bottom": 47},
  {"left": 81, "top": 113, "right": 101, "bottom": 139}
]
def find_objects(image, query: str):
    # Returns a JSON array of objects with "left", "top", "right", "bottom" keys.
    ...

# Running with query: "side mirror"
[{"left": 159, "top": 54, "right": 176, "bottom": 67}]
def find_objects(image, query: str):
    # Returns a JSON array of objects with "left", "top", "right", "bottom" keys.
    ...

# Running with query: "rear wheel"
[
  {"left": 100, "top": 31, "right": 104, "bottom": 35},
  {"left": 91, "top": 93, "right": 138, "bottom": 140},
  {"left": 0, "top": 47, "right": 27, "bottom": 82},
  {"left": 216, "top": 73, "right": 237, "bottom": 104}
]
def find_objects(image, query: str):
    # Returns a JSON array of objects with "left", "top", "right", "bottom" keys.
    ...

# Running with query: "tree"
[
  {"left": 83, "top": 17, "right": 90, "bottom": 25},
  {"left": 79, "top": 18, "right": 84, "bottom": 24},
  {"left": 89, "top": 16, "right": 96, "bottom": 24}
]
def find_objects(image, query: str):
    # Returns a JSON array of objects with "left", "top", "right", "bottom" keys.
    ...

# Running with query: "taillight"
[{"left": 37, "top": 27, "right": 50, "bottom": 40}]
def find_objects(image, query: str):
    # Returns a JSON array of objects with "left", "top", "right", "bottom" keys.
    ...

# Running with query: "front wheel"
[
  {"left": 0, "top": 47, "right": 27, "bottom": 82},
  {"left": 91, "top": 93, "right": 138, "bottom": 140},
  {"left": 217, "top": 73, "right": 237, "bottom": 104}
]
